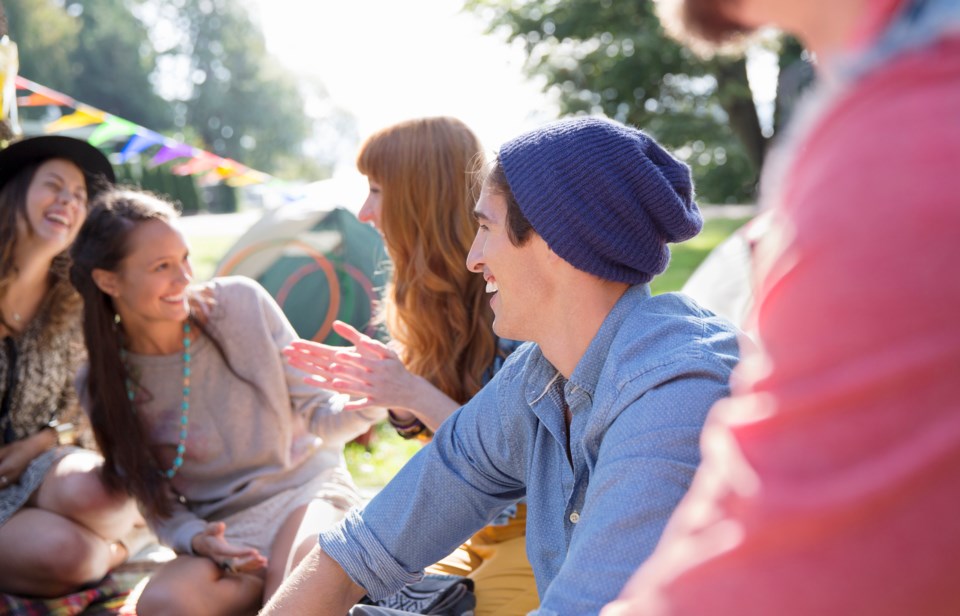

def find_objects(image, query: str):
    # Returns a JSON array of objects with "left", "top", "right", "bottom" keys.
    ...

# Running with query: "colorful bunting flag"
[
  {"left": 44, "top": 105, "right": 106, "bottom": 133},
  {"left": 15, "top": 76, "right": 74, "bottom": 107},
  {"left": 118, "top": 129, "right": 166, "bottom": 163},
  {"left": 227, "top": 170, "right": 272, "bottom": 187},
  {"left": 88, "top": 116, "right": 139, "bottom": 146},
  {"left": 172, "top": 151, "right": 222, "bottom": 176},
  {"left": 151, "top": 143, "right": 195, "bottom": 166},
  {"left": 11, "top": 77, "right": 276, "bottom": 188}
]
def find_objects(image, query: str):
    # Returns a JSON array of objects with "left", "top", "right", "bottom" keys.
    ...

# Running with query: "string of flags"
[{"left": 14, "top": 76, "right": 276, "bottom": 188}]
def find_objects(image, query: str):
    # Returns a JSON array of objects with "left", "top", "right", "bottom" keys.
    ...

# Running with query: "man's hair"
[
  {"left": 484, "top": 158, "right": 535, "bottom": 247},
  {"left": 656, "top": 0, "right": 755, "bottom": 56}
]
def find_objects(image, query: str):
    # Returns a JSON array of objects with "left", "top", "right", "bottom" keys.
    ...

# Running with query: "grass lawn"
[
  {"left": 185, "top": 213, "right": 753, "bottom": 489},
  {"left": 650, "top": 216, "right": 753, "bottom": 295},
  {"left": 188, "top": 235, "right": 237, "bottom": 282}
]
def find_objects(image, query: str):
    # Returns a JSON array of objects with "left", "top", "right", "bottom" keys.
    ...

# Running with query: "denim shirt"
[{"left": 320, "top": 285, "right": 740, "bottom": 614}]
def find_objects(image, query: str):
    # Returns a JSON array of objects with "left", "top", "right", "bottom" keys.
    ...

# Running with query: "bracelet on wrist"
[
  {"left": 42, "top": 420, "right": 76, "bottom": 447},
  {"left": 387, "top": 410, "right": 429, "bottom": 440}
]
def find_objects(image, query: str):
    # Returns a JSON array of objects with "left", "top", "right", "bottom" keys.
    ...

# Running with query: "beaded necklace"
[{"left": 123, "top": 320, "right": 192, "bottom": 479}]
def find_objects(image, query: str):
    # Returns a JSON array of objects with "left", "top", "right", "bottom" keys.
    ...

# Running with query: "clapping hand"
[{"left": 283, "top": 320, "right": 418, "bottom": 412}]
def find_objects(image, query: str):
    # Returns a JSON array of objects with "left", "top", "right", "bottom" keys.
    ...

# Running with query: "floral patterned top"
[{"left": 0, "top": 303, "right": 86, "bottom": 446}]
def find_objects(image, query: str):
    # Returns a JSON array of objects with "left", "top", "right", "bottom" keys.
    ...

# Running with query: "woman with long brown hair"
[
  {"left": 0, "top": 136, "right": 139, "bottom": 597},
  {"left": 70, "top": 188, "right": 381, "bottom": 615},
  {"left": 285, "top": 116, "right": 538, "bottom": 615}
]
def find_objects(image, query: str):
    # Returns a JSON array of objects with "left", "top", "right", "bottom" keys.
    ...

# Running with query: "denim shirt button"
[{"left": 569, "top": 511, "right": 580, "bottom": 524}]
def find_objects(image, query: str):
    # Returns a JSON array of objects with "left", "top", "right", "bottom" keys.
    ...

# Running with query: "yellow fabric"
[
  {"left": 0, "top": 37, "right": 18, "bottom": 120},
  {"left": 428, "top": 503, "right": 539, "bottom": 616}
]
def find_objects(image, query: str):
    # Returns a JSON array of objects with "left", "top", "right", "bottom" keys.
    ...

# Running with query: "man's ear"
[{"left": 91, "top": 268, "right": 120, "bottom": 297}]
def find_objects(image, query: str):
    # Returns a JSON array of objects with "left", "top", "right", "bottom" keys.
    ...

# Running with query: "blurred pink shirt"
[{"left": 603, "top": 3, "right": 960, "bottom": 615}]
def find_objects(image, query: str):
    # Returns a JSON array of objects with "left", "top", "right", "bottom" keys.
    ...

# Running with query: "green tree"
[
  {"left": 465, "top": 0, "right": 783, "bottom": 203},
  {"left": 3, "top": 1, "right": 79, "bottom": 98},
  {"left": 6, "top": 0, "right": 337, "bottom": 181},
  {"left": 5, "top": 0, "right": 171, "bottom": 131},
  {"left": 159, "top": 0, "right": 314, "bottom": 177},
  {"left": 71, "top": 0, "right": 173, "bottom": 130}
]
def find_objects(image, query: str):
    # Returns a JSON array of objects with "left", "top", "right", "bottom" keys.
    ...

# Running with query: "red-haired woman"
[{"left": 286, "top": 116, "right": 537, "bottom": 616}]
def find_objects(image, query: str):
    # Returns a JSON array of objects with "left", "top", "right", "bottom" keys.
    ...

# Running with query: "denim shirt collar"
[
  {"left": 522, "top": 284, "right": 651, "bottom": 426},
  {"left": 569, "top": 284, "right": 651, "bottom": 399}
]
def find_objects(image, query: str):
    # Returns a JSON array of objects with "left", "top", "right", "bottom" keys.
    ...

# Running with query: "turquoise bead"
[{"left": 129, "top": 319, "right": 193, "bottom": 480}]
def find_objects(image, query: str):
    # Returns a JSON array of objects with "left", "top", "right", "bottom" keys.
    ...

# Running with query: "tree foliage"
[
  {"left": 3, "top": 0, "right": 338, "bottom": 180},
  {"left": 157, "top": 0, "right": 312, "bottom": 174},
  {"left": 6, "top": 0, "right": 172, "bottom": 130},
  {"left": 465, "top": 0, "right": 770, "bottom": 203}
]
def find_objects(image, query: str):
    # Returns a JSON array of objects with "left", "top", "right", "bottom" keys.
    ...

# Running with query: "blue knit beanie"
[{"left": 498, "top": 117, "right": 702, "bottom": 284}]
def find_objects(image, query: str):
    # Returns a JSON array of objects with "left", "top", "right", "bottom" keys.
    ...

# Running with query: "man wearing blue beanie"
[{"left": 265, "top": 117, "right": 741, "bottom": 615}]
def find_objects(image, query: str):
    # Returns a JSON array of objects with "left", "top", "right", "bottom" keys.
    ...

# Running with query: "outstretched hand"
[
  {"left": 283, "top": 320, "right": 420, "bottom": 412},
  {"left": 190, "top": 521, "right": 267, "bottom": 574}
]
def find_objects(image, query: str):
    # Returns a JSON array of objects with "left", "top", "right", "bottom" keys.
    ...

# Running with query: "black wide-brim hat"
[{"left": 0, "top": 135, "right": 116, "bottom": 197}]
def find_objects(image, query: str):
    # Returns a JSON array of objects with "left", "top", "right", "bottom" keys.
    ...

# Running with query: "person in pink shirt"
[{"left": 603, "top": 0, "right": 960, "bottom": 614}]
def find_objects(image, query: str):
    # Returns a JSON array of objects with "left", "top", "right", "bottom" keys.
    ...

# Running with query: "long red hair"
[{"left": 357, "top": 117, "right": 493, "bottom": 404}]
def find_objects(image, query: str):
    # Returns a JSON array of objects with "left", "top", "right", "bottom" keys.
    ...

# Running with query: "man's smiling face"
[{"left": 466, "top": 183, "right": 554, "bottom": 342}]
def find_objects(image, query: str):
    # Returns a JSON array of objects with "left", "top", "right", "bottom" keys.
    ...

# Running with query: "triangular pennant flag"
[
  {"left": 14, "top": 76, "right": 283, "bottom": 189},
  {"left": 226, "top": 169, "right": 271, "bottom": 187},
  {"left": 197, "top": 169, "right": 224, "bottom": 186},
  {"left": 214, "top": 158, "right": 243, "bottom": 178},
  {"left": 15, "top": 76, "right": 75, "bottom": 106},
  {"left": 16, "top": 93, "right": 67, "bottom": 107},
  {"left": 88, "top": 116, "right": 139, "bottom": 146},
  {"left": 171, "top": 151, "right": 222, "bottom": 176},
  {"left": 45, "top": 105, "right": 106, "bottom": 133},
  {"left": 151, "top": 143, "right": 195, "bottom": 166},
  {"left": 118, "top": 130, "right": 166, "bottom": 163}
]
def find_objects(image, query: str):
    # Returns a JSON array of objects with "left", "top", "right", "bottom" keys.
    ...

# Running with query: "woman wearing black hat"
[{"left": 0, "top": 135, "right": 139, "bottom": 597}]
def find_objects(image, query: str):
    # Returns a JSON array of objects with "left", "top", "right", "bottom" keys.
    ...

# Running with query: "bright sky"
[
  {"left": 246, "top": 0, "right": 779, "bottom": 202},
  {"left": 249, "top": 0, "right": 557, "bottom": 172}
]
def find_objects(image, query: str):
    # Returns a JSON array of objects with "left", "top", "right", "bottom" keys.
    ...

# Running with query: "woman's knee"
[
  {"left": 137, "top": 567, "right": 212, "bottom": 616},
  {"left": 35, "top": 526, "right": 111, "bottom": 588},
  {"left": 44, "top": 458, "right": 132, "bottom": 518},
  {"left": 138, "top": 560, "right": 263, "bottom": 616},
  {"left": 137, "top": 580, "right": 191, "bottom": 616}
]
